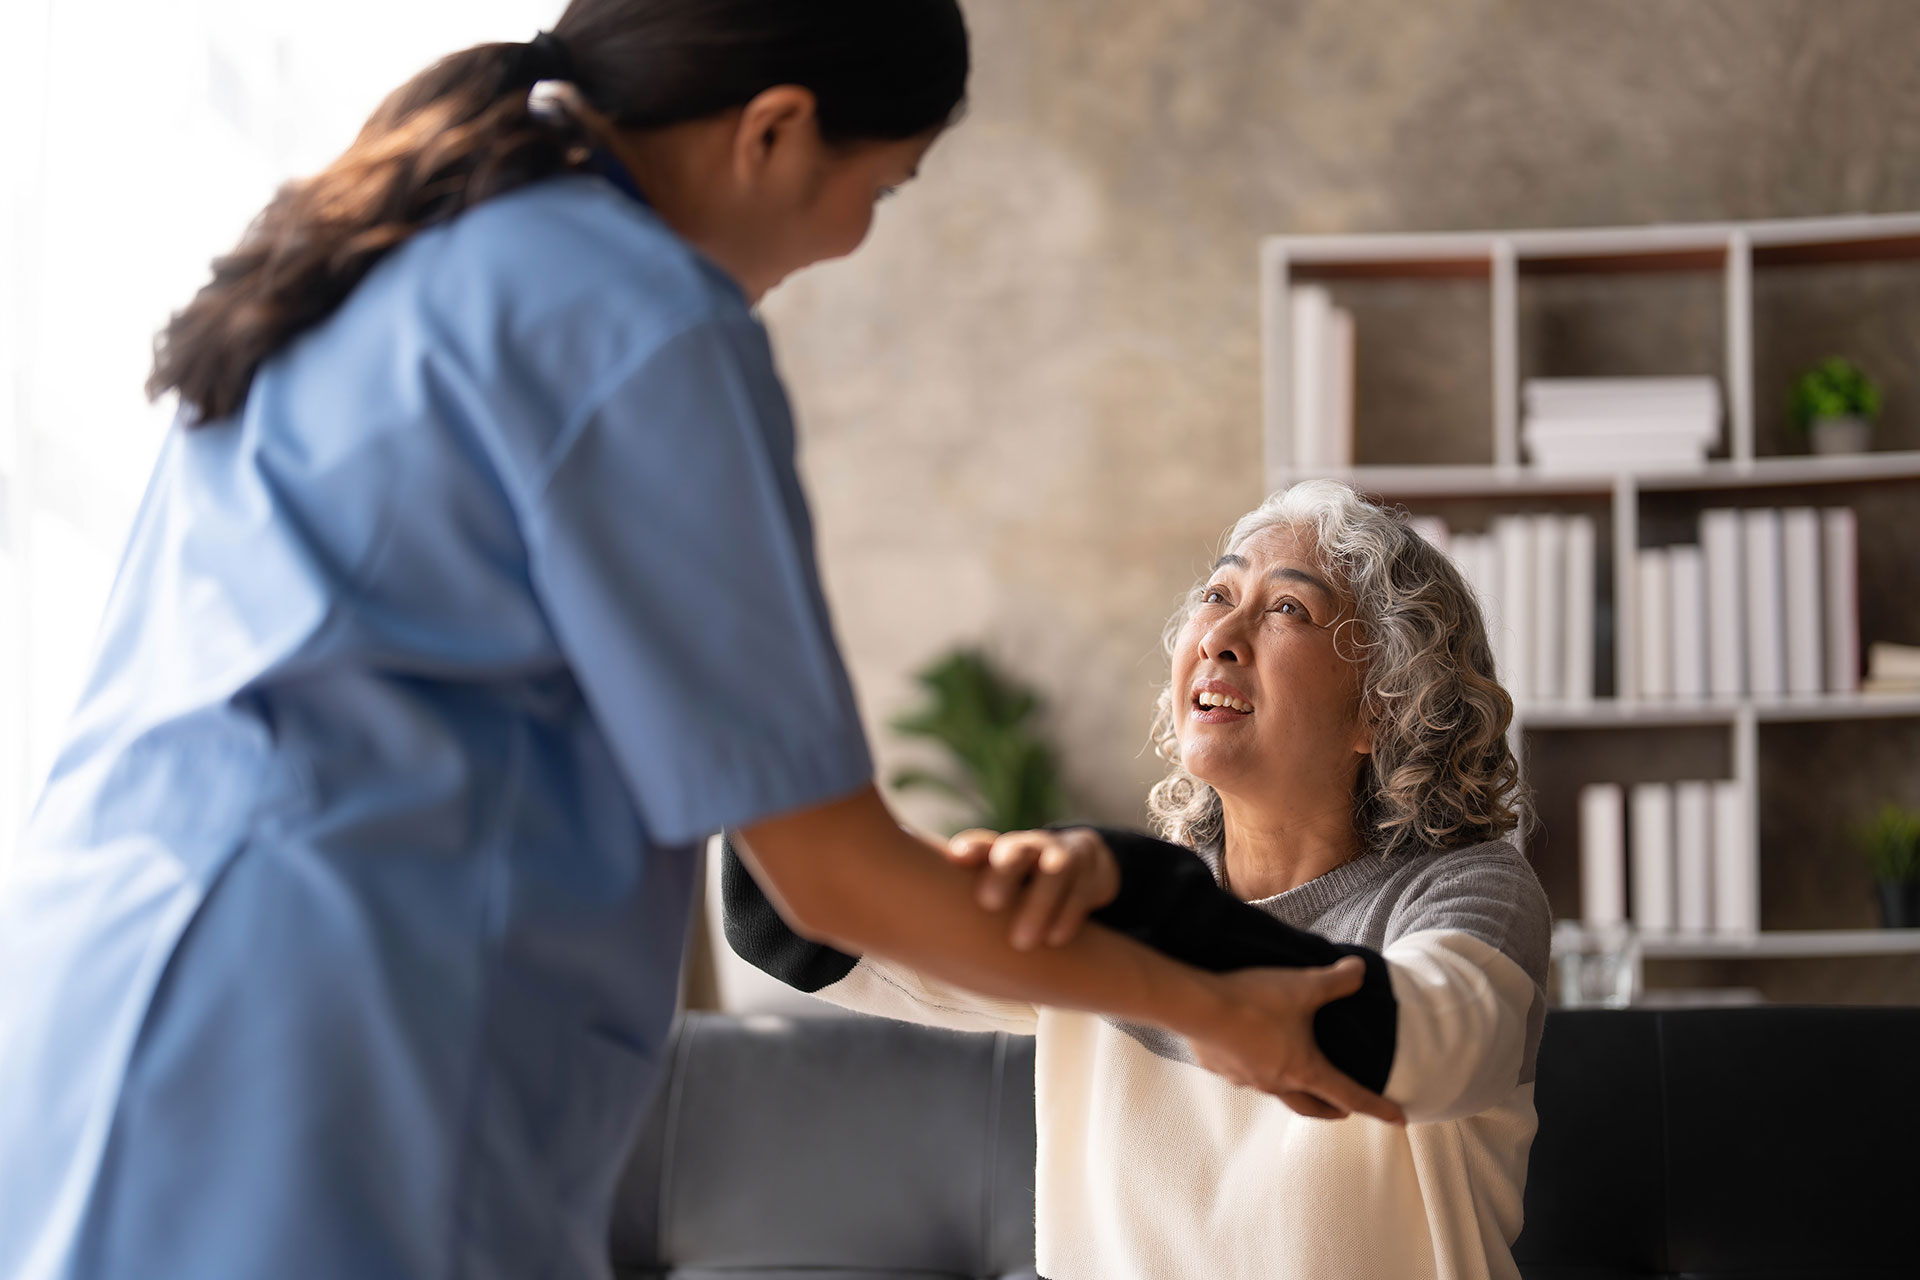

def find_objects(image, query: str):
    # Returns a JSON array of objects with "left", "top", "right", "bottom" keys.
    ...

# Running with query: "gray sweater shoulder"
[{"left": 1373, "top": 839, "right": 1552, "bottom": 987}]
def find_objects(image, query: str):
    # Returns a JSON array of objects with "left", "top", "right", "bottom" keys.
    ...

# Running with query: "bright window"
[{"left": 0, "top": 0, "right": 558, "bottom": 865}]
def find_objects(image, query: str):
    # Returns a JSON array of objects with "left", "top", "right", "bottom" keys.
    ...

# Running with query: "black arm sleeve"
[
  {"left": 719, "top": 834, "right": 860, "bottom": 992},
  {"left": 1081, "top": 827, "right": 1397, "bottom": 1095},
  {"left": 717, "top": 828, "right": 1396, "bottom": 1094}
]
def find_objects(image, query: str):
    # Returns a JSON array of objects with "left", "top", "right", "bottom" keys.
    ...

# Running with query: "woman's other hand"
[
  {"left": 1189, "top": 958, "right": 1406, "bottom": 1125},
  {"left": 945, "top": 827, "right": 1121, "bottom": 951}
]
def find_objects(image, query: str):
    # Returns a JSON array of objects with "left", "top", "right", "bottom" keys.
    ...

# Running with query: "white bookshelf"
[{"left": 1260, "top": 212, "right": 1920, "bottom": 985}]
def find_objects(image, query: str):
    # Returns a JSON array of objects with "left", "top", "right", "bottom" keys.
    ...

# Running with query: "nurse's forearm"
[{"left": 733, "top": 786, "right": 1229, "bottom": 1043}]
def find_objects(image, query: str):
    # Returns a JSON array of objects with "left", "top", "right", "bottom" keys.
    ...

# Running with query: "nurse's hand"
[
  {"left": 1187, "top": 959, "right": 1406, "bottom": 1125},
  {"left": 945, "top": 827, "right": 1120, "bottom": 951}
]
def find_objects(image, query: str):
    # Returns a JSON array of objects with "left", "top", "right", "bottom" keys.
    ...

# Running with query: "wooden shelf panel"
[
  {"left": 1753, "top": 232, "right": 1920, "bottom": 269},
  {"left": 1636, "top": 451, "right": 1920, "bottom": 491},
  {"left": 1290, "top": 257, "right": 1490, "bottom": 282},
  {"left": 1554, "top": 928, "right": 1920, "bottom": 960},
  {"left": 1519, "top": 693, "right": 1920, "bottom": 729},
  {"left": 1275, "top": 451, "right": 1920, "bottom": 499},
  {"left": 1266, "top": 213, "right": 1920, "bottom": 282},
  {"left": 1270, "top": 465, "right": 1613, "bottom": 498},
  {"left": 1519, "top": 246, "right": 1727, "bottom": 276}
]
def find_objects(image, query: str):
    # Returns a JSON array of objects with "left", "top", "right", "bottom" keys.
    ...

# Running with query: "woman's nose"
[{"left": 1198, "top": 624, "right": 1240, "bottom": 664}]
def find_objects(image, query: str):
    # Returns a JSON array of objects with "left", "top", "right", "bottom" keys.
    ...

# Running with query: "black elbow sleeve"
[
  {"left": 1084, "top": 827, "right": 1398, "bottom": 1095},
  {"left": 718, "top": 834, "right": 859, "bottom": 993}
]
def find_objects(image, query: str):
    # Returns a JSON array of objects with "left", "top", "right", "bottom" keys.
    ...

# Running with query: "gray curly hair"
[{"left": 1147, "top": 479, "right": 1525, "bottom": 859}]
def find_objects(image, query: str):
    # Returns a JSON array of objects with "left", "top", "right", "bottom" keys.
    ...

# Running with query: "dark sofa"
[{"left": 611, "top": 1008, "right": 1920, "bottom": 1279}]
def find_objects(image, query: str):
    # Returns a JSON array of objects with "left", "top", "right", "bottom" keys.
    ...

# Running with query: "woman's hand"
[
  {"left": 944, "top": 827, "right": 1120, "bottom": 951},
  {"left": 1187, "top": 959, "right": 1406, "bottom": 1125}
]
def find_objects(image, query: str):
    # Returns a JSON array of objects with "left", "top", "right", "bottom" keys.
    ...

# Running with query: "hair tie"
[{"left": 509, "top": 30, "right": 576, "bottom": 87}]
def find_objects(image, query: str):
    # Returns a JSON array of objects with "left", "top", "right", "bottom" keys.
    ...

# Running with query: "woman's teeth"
[{"left": 1195, "top": 691, "right": 1253, "bottom": 714}]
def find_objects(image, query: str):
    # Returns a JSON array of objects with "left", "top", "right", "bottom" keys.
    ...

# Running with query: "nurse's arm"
[{"left": 732, "top": 784, "right": 1404, "bottom": 1124}]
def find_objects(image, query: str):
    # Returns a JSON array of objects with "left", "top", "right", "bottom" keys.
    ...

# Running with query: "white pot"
[{"left": 1810, "top": 416, "right": 1871, "bottom": 456}]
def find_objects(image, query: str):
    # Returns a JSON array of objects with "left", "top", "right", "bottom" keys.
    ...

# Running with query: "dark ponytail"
[{"left": 150, "top": 0, "right": 969, "bottom": 425}]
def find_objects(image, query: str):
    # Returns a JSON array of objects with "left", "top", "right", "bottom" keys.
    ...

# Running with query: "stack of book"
[
  {"left": 1440, "top": 514, "right": 1598, "bottom": 706},
  {"left": 1864, "top": 643, "right": 1920, "bottom": 694},
  {"left": 1287, "top": 286, "right": 1355, "bottom": 470},
  {"left": 1639, "top": 507, "right": 1859, "bottom": 701},
  {"left": 1579, "top": 780, "right": 1756, "bottom": 937},
  {"left": 1523, "top": 377, "right": 1722, "bottom": 474}
]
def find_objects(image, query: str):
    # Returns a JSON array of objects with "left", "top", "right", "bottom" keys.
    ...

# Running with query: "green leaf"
[
  {"left": 1859, "top": 804, "right": 1920, "bottom": 883},
  {"left": 887, "top": 648, "right": 1068, "bottom": 832},
  {"left": 887, "top": 767, "right": 974, "bottom": 805},
  {"left": 1791, "top": 356, "right": 1883, "bottom": 430}
]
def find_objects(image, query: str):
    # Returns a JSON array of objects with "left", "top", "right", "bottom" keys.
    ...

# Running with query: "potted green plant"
[
  {"left": 1860, "top": 803, "right": 1920, "bottom": 929},
  {"left": 1791, "top": 357, "right": 1882, "bottom": 456},
  {"left": 889, "top": 648, "right": 1067, "bottom": 834}
]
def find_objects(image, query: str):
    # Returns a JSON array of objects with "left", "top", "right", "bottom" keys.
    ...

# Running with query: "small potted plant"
[
  {"left": 1791, "top": 356, "right": 1882, "bottom": 456},
  {"left": 1860, "top": 803, "right": 1920, "bottom": 929}
]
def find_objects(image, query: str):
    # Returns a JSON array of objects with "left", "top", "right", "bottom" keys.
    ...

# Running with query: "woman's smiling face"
[{"left": 1170, "top": 524, "right": 1373, "bottom": 809}]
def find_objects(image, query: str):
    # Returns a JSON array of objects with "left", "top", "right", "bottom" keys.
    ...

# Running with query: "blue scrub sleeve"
[{"left": 523, "top": 315, "right": 873, "bottom": 846}]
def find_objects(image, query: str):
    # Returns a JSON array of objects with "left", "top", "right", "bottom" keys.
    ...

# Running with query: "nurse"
[{"left": 0, "top": 2, "right": 1397, "bottom": 1277}]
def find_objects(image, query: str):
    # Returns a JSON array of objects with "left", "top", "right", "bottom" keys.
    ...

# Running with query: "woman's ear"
[{"left": 730, "top": 85, "right": 821, "bottom": 187}]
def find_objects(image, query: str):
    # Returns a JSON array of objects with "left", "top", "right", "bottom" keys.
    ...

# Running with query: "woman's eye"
[
  {"left": 1272, "top": 598, "right": 1309, "bottom": 620},
  {"left": 1201, "top": 588, "right": 1227, "bottom": 604}
]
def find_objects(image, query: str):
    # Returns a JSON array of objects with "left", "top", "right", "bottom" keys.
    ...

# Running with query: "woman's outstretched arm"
[
  {"left": 965, "top": 826, "right": 1544, "bottom": 1121},
  {"left": 733, "top": 787, "right": 1404, "bottom": 1122}
]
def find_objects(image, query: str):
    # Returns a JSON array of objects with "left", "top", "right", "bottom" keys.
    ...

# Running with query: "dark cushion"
[
  {"left": 615, "top": 1008, "right": 1920, "bottom": 1279},
  {"left": 1514, "top": 1007, "right": 1920, "bottom": 1280}
]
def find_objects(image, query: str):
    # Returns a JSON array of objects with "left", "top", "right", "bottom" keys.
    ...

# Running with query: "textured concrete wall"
[{"left": 761, "top": 0, "right": 1920, "bottom": 872}]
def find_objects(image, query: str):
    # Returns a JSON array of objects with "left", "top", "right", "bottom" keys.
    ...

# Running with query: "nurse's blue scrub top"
[{"left": 0, "top": 170, "right": 873, "bottom": 1280}]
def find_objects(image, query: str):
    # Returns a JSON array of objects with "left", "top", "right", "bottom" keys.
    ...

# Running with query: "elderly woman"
[{"left": 724, "top": 479, "right": 1549, "bottom": 1280}]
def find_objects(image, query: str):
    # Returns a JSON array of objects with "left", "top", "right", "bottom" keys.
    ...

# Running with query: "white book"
[
  {"left": 1629, "top": 782, "right": 1676, "bottom": 933},
  {"left": 1528, "top": 436, "right": 1708, "bottom": 476},
  {"left": 1742, "top": 509, "right": 1786, "bottom": 698},
  {"left": 1525, "top": 375, "right": 1721, "bottom": 418},
  {"left": 1532, "top": 514, "right": 1566, "bottom": 703},
  {"left": 1409, "top": 515, "right": 1451, "bottom": 554},
  {"left": 1712, "top": 780, "right": 1758, "bottom": 935},
  {"left": 1524, "top": 416, "right": 1719, "bottom": 445},
  {"left": 1781, "top": 508, "right": 1824, "bottom": 698},
  {"left": 1579, "top": 783, "right": 1627, "bottom": 928},
  {"left": 1494, "top": 516, "right": 1534, "bottom": 704},
  {"left": 1870, "top": 642, "right": 1920, "bottom": 682},
  {"left": 1473, "top": 535, "right": 1504, "bottom": 670},
  {"left": 1636, "top": 547, "right": 1671, "bottom": 700},
  {"left": 1700, "top": 509, "right": 1745, "bottom": 698},
  {"left": 1674, "top": 780, "right": 1714, "bottom": 932},
  {"left": 1449, "top": 531, "right": 1482, "bottom": 594},
  {"left": 1563, "top": 516, "right": 1596, "bottom": 705},
  {"left": 1453, "top": 533, "right": 1504, "bottom": 675},
  {"left": 1323, "top": 305, "right": 1355, "bottom": 469},
  {"left": 1289, "top": 286, "right": 1330, "bottom": 470},
  {"left": 1823, "top": 508, "right": 1859, "bottom": 694},
  {"left": 1667, "top": 544, "right": 1708, "bottom": 702}
]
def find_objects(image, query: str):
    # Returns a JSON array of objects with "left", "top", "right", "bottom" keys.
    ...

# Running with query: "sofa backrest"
[
  {"left": 612, "top": 1008, "right": 1920, "bottom": 1279},
  {"left": 610, "top": 1013, "right": 1037, "bottom": 1280}
]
